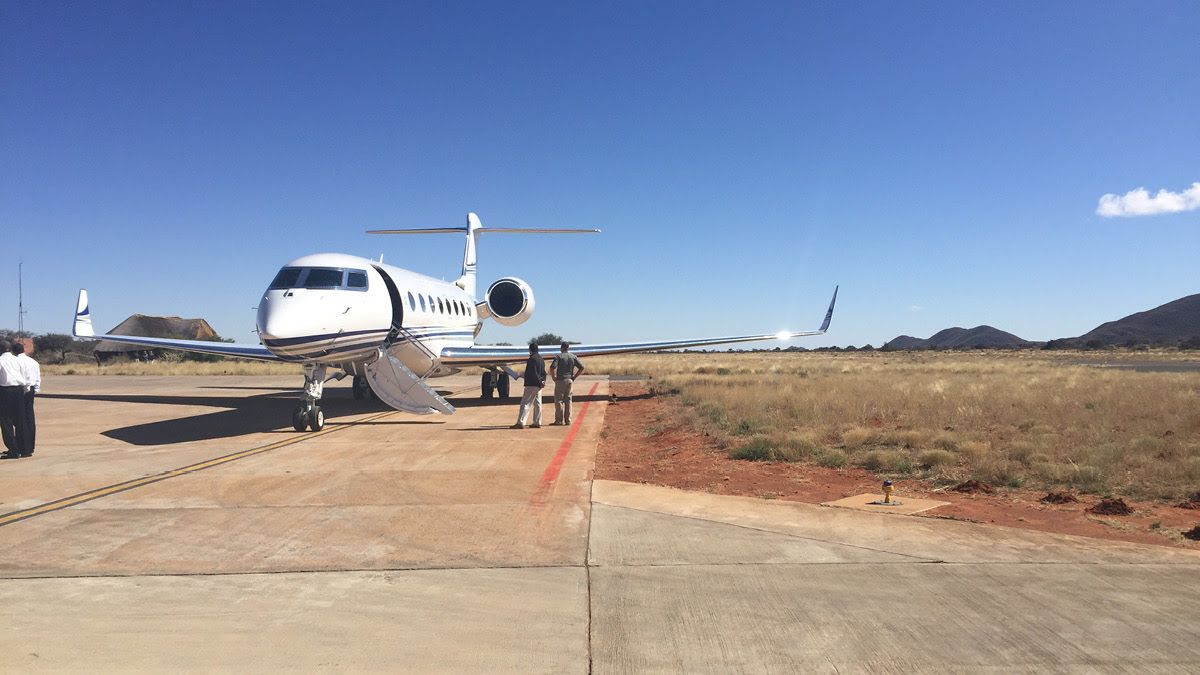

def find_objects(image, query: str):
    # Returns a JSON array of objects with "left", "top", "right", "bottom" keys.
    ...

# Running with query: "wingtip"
[
  {"left": 819, "top": 285, "right": 838, "bottom": 333},
  {"left": 73, "top": 289, "right": 95, "bottom": 338}
]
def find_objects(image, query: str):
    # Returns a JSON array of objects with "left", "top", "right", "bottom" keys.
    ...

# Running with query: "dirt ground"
[{"left": 595, "top": 382, "right": 1200, "bottom": 549}]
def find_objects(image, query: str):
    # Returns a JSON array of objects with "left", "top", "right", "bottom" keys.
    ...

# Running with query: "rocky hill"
[
  {"left": 882, "top": 325, "right": 1032, "bottom": 351},
  {"left": 1047, "top": 293, "right": 1200, "bottom": 348}
]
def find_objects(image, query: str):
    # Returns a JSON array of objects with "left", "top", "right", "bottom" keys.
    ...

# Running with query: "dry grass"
[
  {"left": 588, "top": 351, "right": 1200, "bottom": 500},
  {"left": 42, "top": 361, "right": 301, "bottom": 376}
]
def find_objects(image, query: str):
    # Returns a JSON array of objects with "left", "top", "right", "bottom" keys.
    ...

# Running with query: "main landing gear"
[
  {"left": 480, "top": 369, "right": 511, "bottom": 399},
  {"left": 293, "top": 364, "right": 328, "bottom": 432},
  {"left": 351, "top": 374, "right": 372, "bottom": 400}
]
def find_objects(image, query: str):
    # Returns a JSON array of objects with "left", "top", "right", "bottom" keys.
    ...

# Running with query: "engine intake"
[{"left": 485, "top": 277, "right": 535, "bottom": 327}]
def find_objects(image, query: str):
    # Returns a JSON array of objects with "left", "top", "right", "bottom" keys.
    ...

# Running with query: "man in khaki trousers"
[
  {"left": 512, "top": 343, "right": 546, "bottom": 429},
  {"left": 549, "top": 342, "right": 585, "bottom": 426}
]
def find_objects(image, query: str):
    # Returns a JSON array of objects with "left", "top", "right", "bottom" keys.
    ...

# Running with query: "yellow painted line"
[{"left": 0, "top": 409, "right": 397, "bottom": 528}]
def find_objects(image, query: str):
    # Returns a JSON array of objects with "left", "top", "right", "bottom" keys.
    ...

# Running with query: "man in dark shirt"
[{"left": 512, "top": 343, "right": 546, "bottom": 429}]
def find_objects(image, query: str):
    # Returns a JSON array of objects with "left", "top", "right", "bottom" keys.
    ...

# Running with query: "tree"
[
  {"left": 34, "top": 333, "right": 76, "bottom": 363},
  {"left": 529, "top": 333, "right": 565, "bottom": 347}
]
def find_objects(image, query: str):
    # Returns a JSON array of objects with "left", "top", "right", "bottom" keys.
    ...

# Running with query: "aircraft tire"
[
  {"left": 291, "top": 406, "right": 307, "bottom": 432},
  {"left": 352, "top": 375, "right": 368, "bottom": 400},
  {"left": 308, "top": 406, "right": 325, "bottom": 432},
  {"left": 481, "top": 371, "right": 494, "bottom": 399},
  {"left": 496, "top": 373, "right": 510, "bottom": 399}
]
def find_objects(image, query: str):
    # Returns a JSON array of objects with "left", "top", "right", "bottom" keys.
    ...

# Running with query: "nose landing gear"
[{"left": 292, "top": 364, "right": 328, "bottom": 431}]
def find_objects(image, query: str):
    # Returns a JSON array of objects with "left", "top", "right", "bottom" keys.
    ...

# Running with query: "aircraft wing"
[
  {"left": 439, "top": 286, "right": 838, "bottom": 367},
  {"left": 72, "top": 290, "right": 282, "bottom": 362}
]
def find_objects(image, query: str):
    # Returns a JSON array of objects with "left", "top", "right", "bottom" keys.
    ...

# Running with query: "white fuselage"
[{"left": 256, "top": 253, "right": 477, "bottom": 375}]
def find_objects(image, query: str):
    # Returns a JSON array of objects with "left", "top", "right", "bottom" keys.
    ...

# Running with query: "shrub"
[
  {"left": 933, "top": 434, "right": 959, "bottom": 452},
  {"left": 817, "top": 450, "right": 848, "bottom": 468},
  {"left": 1069, "top": 465, "right": 1107, "bottom": 493},
  {"left": 918, "top": 449, "right": 956, "bottom": 470},
  {"left": 842, "top": 427, "right": 877, "bottom": 448},
  {"left": 733, "top": 419, "right": 767, "bottom": 436},
  {"left": 729, "top": 436, "right": 806, "bottom": 462}
]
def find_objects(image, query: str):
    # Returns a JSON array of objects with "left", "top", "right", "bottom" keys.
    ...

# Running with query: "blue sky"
[{"left": 2, "top": 1, "right": 1198, "bottom": 348}]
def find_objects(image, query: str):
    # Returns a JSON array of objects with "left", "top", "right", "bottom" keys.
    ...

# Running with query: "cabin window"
[
  {"left": 419, "top": 295, "right": 426, "bottom": 312},
  {"left": 407, "top": 292, "right": 417, "bottom": 311},
  {"left": 437, "top": 298, "right": 445, "bottom": 314}
]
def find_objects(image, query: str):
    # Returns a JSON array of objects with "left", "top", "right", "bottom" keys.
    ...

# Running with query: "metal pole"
[{"left": 18, "top": 260, "right": 24, "bottom": 335}]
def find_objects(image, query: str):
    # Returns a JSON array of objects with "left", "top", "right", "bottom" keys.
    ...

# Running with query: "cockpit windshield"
[{"left": 268, "top": 267, "right": 369, "bottom": 291}]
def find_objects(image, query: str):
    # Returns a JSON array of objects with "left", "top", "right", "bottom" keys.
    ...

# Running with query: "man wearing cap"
[{"left": 549, "top": 341, "right": 585, "bottom": 426}]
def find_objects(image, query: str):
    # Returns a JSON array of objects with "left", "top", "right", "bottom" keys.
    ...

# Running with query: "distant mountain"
[
  {"left": 1048, "top": 293, "right": 1200, "bottom": 348},
  {"left": 882, "top": 335, "right": 930, "bottom": 350},
  {"left": 882, "top": 325, "right": 1032, "bottom": 351}
]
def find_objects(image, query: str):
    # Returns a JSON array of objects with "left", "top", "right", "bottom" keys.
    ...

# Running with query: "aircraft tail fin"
[{"left": 367, "top": 213, "right": 600, "bottom": 299}]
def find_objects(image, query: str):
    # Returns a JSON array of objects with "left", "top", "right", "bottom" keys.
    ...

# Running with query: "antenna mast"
[{"left": 18, "top": 261, "right": 26, "bottom": 336}]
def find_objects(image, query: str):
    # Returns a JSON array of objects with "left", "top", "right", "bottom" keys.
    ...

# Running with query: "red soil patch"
[
  {"left": 595, "top": 381, "right": 1200, "bottom": 549},
  {"left": 1040, "top": 491, "right": 1079, "bottom": 504}
]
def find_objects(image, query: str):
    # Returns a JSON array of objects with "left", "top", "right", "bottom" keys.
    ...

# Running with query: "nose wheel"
[
  {"left": 292, "top": 404, "right": 325, "bottom": 431},
  {"left": 292, "top": 364, "right": 328, "bottom": 432}
]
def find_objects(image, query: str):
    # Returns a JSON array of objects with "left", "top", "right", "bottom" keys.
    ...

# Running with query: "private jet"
[{"left": 72, "top": 213, "right": 837, "bottom": 431}]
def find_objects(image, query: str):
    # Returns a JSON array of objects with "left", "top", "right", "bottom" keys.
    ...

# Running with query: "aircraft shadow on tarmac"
[
  {"left": 38, "top": 391, "right": 399, "bottom": 446},
  {"left": 38, "top": 391, "right": 613, "bottom": 446}
]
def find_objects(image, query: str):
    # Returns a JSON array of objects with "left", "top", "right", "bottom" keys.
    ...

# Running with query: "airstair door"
[{"left": 364, "top": 347, "right": 457, "bottom": 415}]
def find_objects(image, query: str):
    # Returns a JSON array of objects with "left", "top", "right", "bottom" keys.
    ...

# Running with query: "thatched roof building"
[{"left": 94, "top": 315, "right": 217, "bottom": 362}]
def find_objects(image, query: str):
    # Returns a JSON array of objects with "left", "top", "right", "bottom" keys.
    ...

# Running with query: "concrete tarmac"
[{"left": 1, "top": 375, "right": 1198, "bottom": 672}]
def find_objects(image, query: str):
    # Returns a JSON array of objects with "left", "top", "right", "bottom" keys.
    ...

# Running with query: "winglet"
[
  {"left": 73, "top": 289, "right": 94, "bottom": 338},
  {"left": 819, "top": 285, "right": 838, "bottom": 333}
]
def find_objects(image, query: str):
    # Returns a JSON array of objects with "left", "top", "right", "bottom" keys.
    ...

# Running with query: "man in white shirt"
[
  {"left": 14, "top": 341, "right": 40, "bottom": 457},
  {"left": 0, "top": 339, "right": 26, "bottom": 458}
]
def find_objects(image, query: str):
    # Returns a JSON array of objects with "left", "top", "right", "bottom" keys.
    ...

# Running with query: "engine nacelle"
[{"left": 485, "top": 277, "right": 535, "bottom": 327}]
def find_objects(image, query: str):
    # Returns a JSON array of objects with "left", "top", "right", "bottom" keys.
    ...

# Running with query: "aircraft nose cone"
[{"left": 256, "top": 296, "right": 297, "bottom": 343}]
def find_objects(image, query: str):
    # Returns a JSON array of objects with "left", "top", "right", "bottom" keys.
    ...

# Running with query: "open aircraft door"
[{"left": 363, "top": 346, "right": 456, "bottom": 415}]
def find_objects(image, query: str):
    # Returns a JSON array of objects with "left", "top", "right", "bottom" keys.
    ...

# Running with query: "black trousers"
[
  {"left": 0, "top": 386, "right": 20, "bottom": 454},
  {"left": 17, "top": 391, "right": 35, "bottom": 454}
]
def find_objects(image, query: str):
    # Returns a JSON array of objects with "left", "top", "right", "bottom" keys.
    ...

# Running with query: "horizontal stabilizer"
[{"left": 367, "top": 227, "right": 600, "bottom": 235}]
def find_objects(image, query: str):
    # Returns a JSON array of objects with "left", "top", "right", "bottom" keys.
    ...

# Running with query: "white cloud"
[
  {"left": 1096, "top": 182, "right": 1200, "bottom": 218},
  {"left": 909, "top": 305, "right": 923, "bottom": 312}
]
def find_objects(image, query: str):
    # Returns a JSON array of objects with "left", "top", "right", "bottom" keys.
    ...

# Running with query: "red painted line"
[{"left": 530, "top": 381, "right": 600, "bottom": 507}]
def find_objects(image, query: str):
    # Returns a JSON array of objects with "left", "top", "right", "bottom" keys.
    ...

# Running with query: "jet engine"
[{"left": 484, "top": 277, "right": 535, "bottom": 326}]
